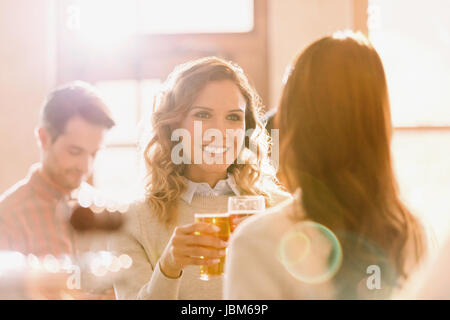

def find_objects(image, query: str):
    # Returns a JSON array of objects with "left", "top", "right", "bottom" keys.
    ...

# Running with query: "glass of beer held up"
[
  {"left": 228, "top": 195, "right": 265, "bottom": 232},
  {"left": 194, "top": 213, "right": 230, "bottom": 280}
]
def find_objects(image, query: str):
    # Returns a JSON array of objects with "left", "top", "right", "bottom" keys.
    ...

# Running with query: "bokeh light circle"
[
  {"left": 277, "top": 221, "right": 343, "bottom": 284},
  {"left": 118, "top": 254, "right": 132, "bottom": 269}
]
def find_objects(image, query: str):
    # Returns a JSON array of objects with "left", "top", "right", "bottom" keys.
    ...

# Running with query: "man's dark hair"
[{"left": 40, "top": 81, "right": 115, "bottom": 141}]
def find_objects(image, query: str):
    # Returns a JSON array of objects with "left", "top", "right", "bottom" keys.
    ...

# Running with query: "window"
[
  {"left": 368, "top": 0, "right": 450, "bottom": 127},
  {"left": 391, "top": 131, "right": 450, "bottom": 246},
  {"left": 92, "top": 79, "right": 161, "bottom": 202},
  {"left": 95, "top": 79, "right": 161, "bottom": 145},
  {"left": 138, "top": 0, "right": 254, "bottom": 34},
  {"left": 368, "top": 0, "right": 450, "bottom": 246},
  {"left": 67, "top": 0, "right": 254, "bottom": 35}
]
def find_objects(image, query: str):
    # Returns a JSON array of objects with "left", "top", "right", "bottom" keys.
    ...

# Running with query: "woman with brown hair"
[
  {"left": 224, "top": 31, "right": 427, "bottom": 299},
  {"left": 109, "top": 56, "right": 289, "bottom": 299}
]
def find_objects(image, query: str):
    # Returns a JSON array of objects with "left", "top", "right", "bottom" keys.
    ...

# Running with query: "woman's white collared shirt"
[{"left": 180, "top": 175, "right": 241, "bottom": 204}]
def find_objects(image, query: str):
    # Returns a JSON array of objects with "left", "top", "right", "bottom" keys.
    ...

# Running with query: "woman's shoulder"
[
  {"left": 122, "top": 198, "right": 149, "bottom": 220},
  {"left": 232, "top": 197, "right": 297, "bottom": 243},
  {"left": 125, "top": 198, "right": 151, "bottom": 214},
  {"left": 267, "top": 188, "right": 293, "bottom": 208},
  {"left": 117, "top": 198, "right": 173, "bottom": 251},
  {"left": 120, "top": 198, "right": 156, "bottom": 233}
]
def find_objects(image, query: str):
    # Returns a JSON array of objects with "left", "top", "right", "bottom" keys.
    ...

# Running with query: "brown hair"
[
  {"left": 141, "top": 56, "right": 281, "bottom": 224},
  {"left": 40, "top": 81, "right": 115, "bottom": 141},
  {"left": 276, "top": 32, "right": 426, "bottom": 298}
]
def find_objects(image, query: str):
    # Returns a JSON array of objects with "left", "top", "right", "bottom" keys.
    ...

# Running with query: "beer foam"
[
  {"left": 194, "top": 213, "right": 230, "bottom": 218},
  {"left": 229, "top": 210, "right": 259, "bottom": 214}
]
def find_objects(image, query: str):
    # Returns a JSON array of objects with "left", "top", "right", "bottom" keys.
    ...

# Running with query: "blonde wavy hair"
[{"left": 141, "top": 57, "right": 281, "bottom": 223}]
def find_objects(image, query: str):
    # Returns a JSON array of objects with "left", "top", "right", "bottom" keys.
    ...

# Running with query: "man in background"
[{"left": 0, "top": 81, "right": 115, "bottom": 257}]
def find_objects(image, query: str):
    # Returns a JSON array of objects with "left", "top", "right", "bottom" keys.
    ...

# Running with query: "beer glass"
[
  {"left": 228, "top": 195, "right": 265, "bottom": 232},
  {"left": 194, "top": 213, "right": 230, "bottom": 280}
]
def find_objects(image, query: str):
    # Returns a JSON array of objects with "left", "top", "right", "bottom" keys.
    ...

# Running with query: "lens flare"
[
  {"left": 93, "top": 265, "right": 108, "bottom": 277},
  {"left": 278, "top": 231, "right": 311, "bottom": 265},
  {"left": 27, "top": 254, "right": 41, "bottom": 270},
  {"left": 90, "top": 204, "right": 104, "bottom": 214},
  {"left": 118, "top": 254, "right": 132, "bottom": 269},
  {"left": 117, "top": 202, "right": 130, "bottom": 213},
  {"left": 43, "top": 254, "right": 60, "bottom": 273},
  {"left": 94, "top": 194, "right": 107, "bottom": 208},
  {"left": 108, "top": 256, "right": 121, "bottom": 273},
  {"left": 59, "top": 254, "right": 73, "bottom": 272},
  {"left": 0, "top": 251, "right": 26, "bottom": 275},
  {"left": 78, "top": 193, "right": 92, "bottom": 208},
  {"left": 90, "top": 252, "right": 109, "bottom": 277},
  {"left": 106, "top": 200, "right": 118, "bottom": 213},
  {"left": 277, "top": 221, "right": 342, "bottom": 284}
]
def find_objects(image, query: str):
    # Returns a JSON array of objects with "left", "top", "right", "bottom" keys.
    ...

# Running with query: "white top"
[
  {"left": 224, "top": 191, "right": 423, "bottom": 300},
  {"left": 417, "top": 235, "right": 450, "bottom": 299},
  {"left": 181, "top": 175, "right": 240, "bottom": 204},
  {"left": 224, "top": 192, "right": 336, "bottom": 299}
]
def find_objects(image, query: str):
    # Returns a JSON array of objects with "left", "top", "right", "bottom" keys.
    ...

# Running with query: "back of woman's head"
[{"left": 277, "top": 31, "right": 426, "bottom": 298}]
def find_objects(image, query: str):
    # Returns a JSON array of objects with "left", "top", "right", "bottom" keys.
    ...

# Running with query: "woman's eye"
[
  {"left": 68, "top": 150, "right": 81, "bottom": 156},
  {"left": 194, "top": 111, "right": 211, "bottom": 119},
  {"left": 227, "top": 114, "right": 241, "bottom": 121}
]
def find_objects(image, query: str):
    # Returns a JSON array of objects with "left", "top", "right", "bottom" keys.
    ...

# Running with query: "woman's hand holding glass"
[{"left": 159, "top": 222, "right": 228, "bottom": 278}]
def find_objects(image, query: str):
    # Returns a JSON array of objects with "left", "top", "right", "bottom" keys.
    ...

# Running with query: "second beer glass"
[{"left": 228, "top": 195, "right": 265, "bottom": 232}]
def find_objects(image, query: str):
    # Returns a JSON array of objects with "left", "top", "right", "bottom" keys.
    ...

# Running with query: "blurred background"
[{"left": 0, "top": 0, "right": 449, "bottom": 251}]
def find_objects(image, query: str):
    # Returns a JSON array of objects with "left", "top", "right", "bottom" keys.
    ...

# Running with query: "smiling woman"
[
  {"left": 176, "top": 80, "right": 247, "bottom": 182},
  {"left": 108, "top": 56, "right": 290, "bottom": 300},
  {"left": 143, "top": 57, "right": 281, "bottom": 223}
]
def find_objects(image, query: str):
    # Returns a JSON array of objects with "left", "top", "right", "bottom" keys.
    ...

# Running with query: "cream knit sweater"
[
  {"left": 224, "top": 197, "right": 336, "bottom": 299},
  {"left": 109, "top": 192, "right": 291, "bottom": 300}
]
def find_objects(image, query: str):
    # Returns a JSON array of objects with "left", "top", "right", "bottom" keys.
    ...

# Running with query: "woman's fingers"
[
  {"left": 167, "top": 222, "right": 228, "bottom": 269},
  {"left": 173, "top": 246, "right": 226, "bottom": 259},
  {"left": 181, "top": 256, "right": 221, "bottom": 266},
  {"left": 175, "top": 222, "right": 220, "bottom": 235},
  {"left": 173, "top": 234, "right": 228, "bottom": 248}
]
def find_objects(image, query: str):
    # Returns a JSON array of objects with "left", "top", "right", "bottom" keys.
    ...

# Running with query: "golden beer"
[{"left": 194, "top": 213, "right": 230, "bottom": 280}]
